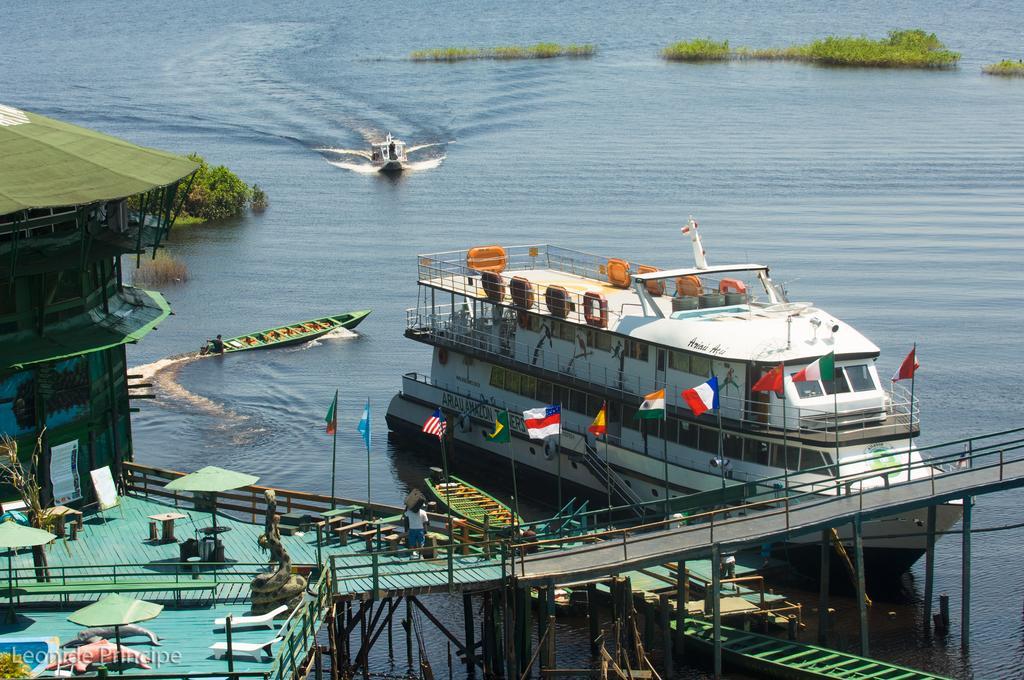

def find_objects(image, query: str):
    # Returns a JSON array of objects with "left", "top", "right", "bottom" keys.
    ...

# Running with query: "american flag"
[{"left": 422, "top": 408, "right": 447, "bottom": 439}]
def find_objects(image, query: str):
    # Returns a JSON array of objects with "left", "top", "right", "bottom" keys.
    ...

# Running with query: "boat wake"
[
  {"left": 315, "top": 146, "right": 372, "bottom": 159},
  {"left": 325, "top": 154, "right": 446, "bottom": 174},
  {"left": 130, "top": 353, "right": 247, "bottom": 423},
  {"left": 284, "top": 326, "right": 358, "bottom": 352}
]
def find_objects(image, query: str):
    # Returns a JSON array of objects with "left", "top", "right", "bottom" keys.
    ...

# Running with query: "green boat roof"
[
  {"left": 0, "top": 104, "right": 198, "bottom": 217},
  {"left": 0, "top": 286, "right": 170, "bottom": 369}
]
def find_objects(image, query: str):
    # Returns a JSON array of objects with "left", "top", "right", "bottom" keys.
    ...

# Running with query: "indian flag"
[
  {"left": 793, "top": 352, "right": 835, "bottom": 382},
  {"left": 636, "top": 389, "right": 666, "bottom": 420}
]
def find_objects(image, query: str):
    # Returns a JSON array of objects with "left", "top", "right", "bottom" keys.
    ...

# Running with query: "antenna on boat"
[{"left": 681, "top": 216, "right": 708, "bottom": 269}]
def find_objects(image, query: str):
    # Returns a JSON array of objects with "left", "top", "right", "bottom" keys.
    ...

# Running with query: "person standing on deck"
[{"left": 405, "top": 498, "right": 429, "bottom": 558}]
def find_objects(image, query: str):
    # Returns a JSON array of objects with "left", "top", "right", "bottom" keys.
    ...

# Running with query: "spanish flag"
[{"left": 588, "top": 402, "right": 608, "bottom": 437}]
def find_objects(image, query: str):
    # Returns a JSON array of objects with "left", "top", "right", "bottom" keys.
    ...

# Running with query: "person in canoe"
[{"left": 201, "top": 335, "right": 225, "bottom": 355}]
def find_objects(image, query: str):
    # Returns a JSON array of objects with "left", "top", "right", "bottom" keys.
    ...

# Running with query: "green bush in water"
[{"left": 661, "top": 38, "right": 731, "bottom": 61}]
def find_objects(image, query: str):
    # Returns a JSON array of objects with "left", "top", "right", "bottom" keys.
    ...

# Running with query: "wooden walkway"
[{"left": 511, "top": 457, "right": 1024, "bottom": 585}]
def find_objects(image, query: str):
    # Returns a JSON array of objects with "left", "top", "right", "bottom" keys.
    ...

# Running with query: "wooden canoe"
[
  {"left": 425, "top": 475, "right": 521, "bottom": 530},
  {"left": 206, "top": 309, "right": 371, "bottom": 353}
]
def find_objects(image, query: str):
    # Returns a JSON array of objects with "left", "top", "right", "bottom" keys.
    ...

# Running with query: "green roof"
[
  {"left": 0, "top": 286, "right": 171, "bottom": 370},
  {"left": 0, "top": 104, "right": 198, "bottom": 216}
]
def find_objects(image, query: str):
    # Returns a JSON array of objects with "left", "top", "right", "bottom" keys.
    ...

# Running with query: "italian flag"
[
  {"left": 792, "top": 352, "right": 835, "bottom": 382},
  {"left": 636, "top": 389, "right": 666, "bottom": 420}
]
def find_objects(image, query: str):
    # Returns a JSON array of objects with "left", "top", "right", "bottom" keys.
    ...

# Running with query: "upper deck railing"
[{"left": 405, "top": 306, "right": 919, "bottom": 440}]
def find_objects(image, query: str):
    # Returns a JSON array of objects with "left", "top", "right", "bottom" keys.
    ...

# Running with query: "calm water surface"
[{"left": 4, "top": 2, "right": 1024, "bottom": 677}]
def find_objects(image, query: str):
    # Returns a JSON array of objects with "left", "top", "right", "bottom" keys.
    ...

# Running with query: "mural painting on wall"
[
  {"left": 43, "top": 357, "right": 90, "bottom": 429},
  {"left": 0, "top": 370, "right": 37, "bottom": 437}
]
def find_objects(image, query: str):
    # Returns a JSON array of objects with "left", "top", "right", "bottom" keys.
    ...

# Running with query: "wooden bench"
[
  {"left": 333, "top": 521, "right": 370, "bottom": 546},
  {"left": 12, "top": 580, "right": 217, "bottom": 605}
]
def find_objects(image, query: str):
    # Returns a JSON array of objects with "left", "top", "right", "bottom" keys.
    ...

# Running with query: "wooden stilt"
[
  {"left": 711, "top": 543, "right": 722, "bottom": 680},
  {"left": 658, "top": 592, "right": 673, "bottom": 679},
  {"left": 642, "top": 598, "right": 655, "bottom": 652},
  {"left": 537, "top": 584, "right": 550, "bottom": 669},
  {"left": 482, "top": 591, "right": 493, "bottom": 678},
  {"left": 387, "top": 597, "right": 394, "bottom": 659},
  {"left": 675, "top": 561, "right": 686, "bottom": 661},
  {"left": 587, "top": 582, "right": 601, "bottom": 657},
  {"left": 924, "top": 504, "right": 936, "bottom": 633},
  {"left": 961, "top": 495, "right": 972, "bottom": 650},
  {"left": 621, "top": 576, "right": 635, "bottom": 665},
  {"left": 545, "top": 614, "right": 556, "bottom": 673},
  {"left": 463, "top": 593, "right": 477, "bottom": 674},
  {"left": 818, "top": 529, "right": 830, "bottom": 645},
  {"left": 505, "top": 582, "right": 517, "bottom": 680},
  {"left": 518, "top": 584, "right": 532, "bottom": 676},
  {"left": 853, "top": 516, "right": 869, "bottom": 657},
  {"left": 360, "top": 600, "right": 370, "bottom": 680},
  {"left": 327, "top": 604, "right": 339, "bottom": 680},
  {"left": 405, "top": 597, "right": 414, "bottom": 670}
]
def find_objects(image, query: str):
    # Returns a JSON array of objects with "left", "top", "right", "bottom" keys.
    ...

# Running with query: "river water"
[{"left": 4, "top": 1, "right": 1024, "bottom": 677}]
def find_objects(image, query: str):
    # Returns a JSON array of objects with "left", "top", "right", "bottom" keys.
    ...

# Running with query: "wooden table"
[
  {"left": 148, "top": 512, "right": 188, "bottom": 543},
  {"left": 44, "top": 505, "right": 83, "bottom": 538}
]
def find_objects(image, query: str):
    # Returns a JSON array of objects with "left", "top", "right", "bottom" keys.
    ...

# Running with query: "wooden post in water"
[
  {"left": 544, "top": 614, "right": 556, "bottom": 675},
  {"left": 360, "top": 601, "right": 370, "bottom": 680},
  {"left": 327, "top": 604, "right": 339, "bottom": 680},
  {"left": 405, "top": 597, "right": 414, "bottom": 670},
  {"left": 961, "top": 495, "right": 972, "bottom": 650},
  {"left": 818, "top": 529, "right": 830, "bottom": 645},
  {"left": 924, "top": 504, "right": 937, "bottom": 633},
  {"left": 853, "top": 516, "right": 869, "bottom": 657},
  {"left": 587, "top": 582, "right": 601, "bottom": 657},
  {"left": 659, "top": 592, "right": 673, "bottom": 679},
  {"left": 481, "top": 591, "right": 493, "bottom": 677},
  {"left": 675, "top": 560, "right": 687, "bottom": 660},
  {"left": 387, "top": 597, "right": 394, "bottom": 660},
  {"left": 711, "top": 543, "right": 722, "bottom": 680},
  {"left": 642, "top": 598, "right": 655, "bottom": 652},
  {"left": 504, "top": 582, "right": 516, "bottom": 680},
  {"left": 463, "top": 593, "right": 477, "bottom": 673},
  {"left": 537, "top": 584, "right": 550, "bottom": 669}
]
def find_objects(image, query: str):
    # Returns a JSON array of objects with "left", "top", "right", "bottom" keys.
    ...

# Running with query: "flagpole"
[
  {"left": 505, "top": 410, "right": 520, "bottom": 530},
  {"left": 781, "top": 364, "right": 788, "bottom": 494},
  {"left": 556, "top": 402, "right": 563, "bottom": 518},
  {"left": 365, "top": 398, "right": 372, "bottom": 525},
  {"left": 604, "top": 428, "right": 612, "bottom": 527},
  {"left": 439, "top": 428, "right": 453, "bottom": 538},
  {"left": 717, "top": 406, "right": 725, "bottom": 494},
  {"left": 662, "top": 396, "right": 670, "bottom": 518},
  {"left": 907, "top": 343, "right": 916, "bottom": 481},
  {"left": 330, "top": 389, "right": 338, "bottom": 510}
]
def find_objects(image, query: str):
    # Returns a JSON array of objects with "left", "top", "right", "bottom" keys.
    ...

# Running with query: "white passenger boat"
[
  {"left": 385, "top": 219, "right": 961, "bottom": 587},
  {"left": 371, "top": 133, "right": 408, "bottom": 172}
]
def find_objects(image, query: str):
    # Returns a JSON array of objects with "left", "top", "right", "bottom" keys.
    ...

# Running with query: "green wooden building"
[{"left": 0, "top": 103, "right": 197, "bottom": 506}]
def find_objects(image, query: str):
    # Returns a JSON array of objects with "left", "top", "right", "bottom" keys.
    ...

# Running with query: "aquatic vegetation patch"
[
  {"left": 133, "top": 251, "right": 189, "bottom": 286},
  {"left": 410, "top": 43, "right": 596, "bottom": 61},
  {"left": 982, "top": 59, "right": 1024, "bottom": 77},
  {"left": 666, "top": 30, "right": 959, "bottom": 68},
  {"left": 661, "top": 39, "right": 731, "bottom": 62}
]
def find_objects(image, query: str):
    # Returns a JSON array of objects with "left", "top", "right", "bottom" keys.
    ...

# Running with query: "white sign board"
[
  {"left": 90, "top": 466, "right": 119, "bottom": 511},
  {"left": 50, "top": 440, "right": 82, "bottom": 505}
]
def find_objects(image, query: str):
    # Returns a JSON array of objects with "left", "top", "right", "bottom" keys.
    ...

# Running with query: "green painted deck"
[{"left": 679, "top": 618, "right": 950, "bottom": 679}]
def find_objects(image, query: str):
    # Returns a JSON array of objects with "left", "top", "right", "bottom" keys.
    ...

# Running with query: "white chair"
[
  {"left": 214, "top": 604, "right": 289, "bottom": 630},
  {"left": 210, "top": 636, "right": 282, "bottom": 662}
]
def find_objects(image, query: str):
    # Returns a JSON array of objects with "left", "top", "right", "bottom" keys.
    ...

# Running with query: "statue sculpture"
[{"left": 250, "top": 489, "right": 306, "bottom": 614}]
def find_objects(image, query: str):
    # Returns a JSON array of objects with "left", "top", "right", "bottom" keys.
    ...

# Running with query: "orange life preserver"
[
  {"left": 718, "top": 278, "right": 747, "bottom": 295},
  {"left": 517, "top": 310, "right": 530, "bottom": 329},
  {"left": 607, "top": 258, "right": 631, "bottom": 289},
  {"left": 480, "top": 271, "right": 505, "bottom": 302},
  {"left": 467, "top": 245, "right": 507, "bottom": 273},
  {"left": 675, "top": 275, "right": 703, "bottom": 297},
  {"left": 583, "top": 291, "right": 609, "bottom": 328},
  {"left": 545, "top": 285, "right": 570, "bottom": 318},
  {"left": 438, "top": 347, "right": 449, "bottom": 365},
  {"left": 510, "top": 276, "right": 535, "bottom": 309},
  {"left": 637, "top": 265, "right": 665, "bottom": 297}
]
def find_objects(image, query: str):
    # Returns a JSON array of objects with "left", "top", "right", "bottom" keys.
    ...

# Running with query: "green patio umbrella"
[
  {"left": 0, "top": 519, "right": 56, "bottom": 624},
  {"left": 68, "top": 594, "right": 163, "bottom": 674},
  {"left": 163, "top": 466, "right": 259, "bottom": 534}
]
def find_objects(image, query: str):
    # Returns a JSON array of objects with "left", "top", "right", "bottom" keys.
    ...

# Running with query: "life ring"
[
  {"left": 438, "top": 347, "right": 449, "bottom": 365},
  {"left": 675, "top": 275, "right": 702, "bottom": 297},
  {"left": 543, "top": 437, "right": 558, "bottom": 461},
  {"left": 510, "top": 276, "right": 535, "bottom": 309},
  {"left": 607, "top": 258, "right": 631, "bottom": 289},
  {"left": 481, "top": 271, "right": 505, "bottom": 303},
  {"left": 517, "top": 310, "right": 530, "bottom": 329},
  {"left": 637, "top": 265, "right": 665, "bottom": 297},
  {"left": 583, "top": 291, "right": 608, "bottom": 328},
  {"left": 545, "top": 285, "right": 569, "bottom": 318},
  {"left": 718, "top": 278, "right": 747, "bottom": 295}
]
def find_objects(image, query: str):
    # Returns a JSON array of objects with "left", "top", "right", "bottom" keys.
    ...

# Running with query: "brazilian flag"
[{"left": 486, "top": 410, "right": 511, "bottom": 443}]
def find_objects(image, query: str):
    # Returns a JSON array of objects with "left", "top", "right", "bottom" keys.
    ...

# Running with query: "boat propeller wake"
[
  {"left": 284, "top": 326, "right": 358, "bottom": 351},
  {"left": 129, "top": 353, "right": 247, "bottom": 422}
]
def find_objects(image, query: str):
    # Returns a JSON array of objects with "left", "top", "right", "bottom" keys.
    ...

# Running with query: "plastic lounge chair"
[
  {"left": 210, "top": 636, "right": 282, "bottom": 662},
  {"left": 214, "top": 604, "right": 289, "bottom": 630}
]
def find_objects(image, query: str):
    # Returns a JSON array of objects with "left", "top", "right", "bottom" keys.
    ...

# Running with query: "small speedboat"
[
  {"left": 370, "top": 133, "right": 408, "bottom": 172},
  {"left": 202, "top": 309, "right": 371, "bottom": 354}
]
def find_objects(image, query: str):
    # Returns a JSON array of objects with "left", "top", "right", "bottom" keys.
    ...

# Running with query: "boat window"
[
  {"left": 556, "top": 321, "right": 575, "bottom": 342},
  {"left": 844, "top": 364, "right": 876, "bottom": 392},
  {"left": 626, "top": 340, "right": 649, "bottom": 362},
  {"left": 592, "top": 330, "right": 612, "bottom": 352},
  {"left": 697, "top": 426, "right": 718, "bottom": 453},
  {"left": 570, "top": 389, "right": 587, "bottom": 414},
  {"left": 668, "top": 351, "right": 689, "bottom": 373},
  {"left": 622, "top": 403, "right": 637, "bottom": 425},
  {"left": 536, "top": 380, "right": 553, "bottom": 404},
  {"left": 489, "top": 366, "right": 506, "bottom": 389},
  {"left": 520, "top": 375, "right": 536, "bottom": 399},
  {"left": 822, "top": 369, "right": 851, "bottom": 395},
  {"left": 744, "top": 439, "right": 770, "bottom": 466},
  {"left": 723, "top": 433, "right": 743, "bottom": 459},
  {"left": 587, "top": 394, "right": 604, "bottom": 417},
  {"left": 791, "top": 375, "right": 825, "bottom": 398},
  {"left": 662, "top": 417, "right": 678, "bottom": 443},
  {"left": 800, "top": 449, "right": 828, "bottom": 471},
  {"left": 690, "top": 355, "right": 711, "bottom": 377},
  {"left": 506, "top": 371, "right": 521, "bottom": 395},
  {"left": 771, "top": 444, "right": 800, "bottom": 470},
  {"left": 676, "top": 419, "right": 697, "bottom": 447},
  {"left": 554, "top": 384, "right": 572, "bottom": 407}
]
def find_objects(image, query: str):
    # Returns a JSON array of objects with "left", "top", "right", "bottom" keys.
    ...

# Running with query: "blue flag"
[{"left": 357, "top": 398, "right": 370, "bottom": 451}]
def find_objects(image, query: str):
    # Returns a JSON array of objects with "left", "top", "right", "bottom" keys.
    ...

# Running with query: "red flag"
[
  {"left": 892, "top": 346, "right": 919, "bottom": 382},
  {"left": 752, "top": 363, "right": 784, "bottom": 393}
]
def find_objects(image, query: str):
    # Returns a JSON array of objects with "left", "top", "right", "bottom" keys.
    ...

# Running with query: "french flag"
[
  {"left": 523, "top": 404, "right": 561, "bottom": 440},
  {"left": 682, "top": 376, "right": 719, "bottom": 417}
]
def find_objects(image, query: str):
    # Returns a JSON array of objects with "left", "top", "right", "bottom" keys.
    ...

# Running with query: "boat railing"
[{"left": 405, "top": 309, "right": 919, "bottom": 437}]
